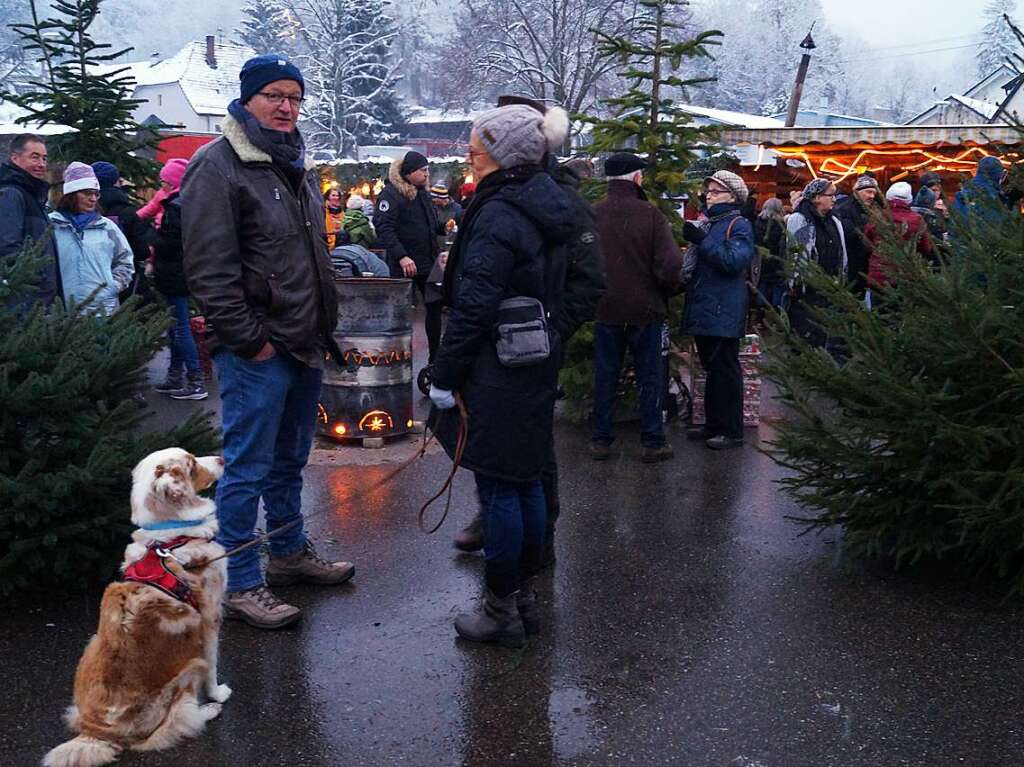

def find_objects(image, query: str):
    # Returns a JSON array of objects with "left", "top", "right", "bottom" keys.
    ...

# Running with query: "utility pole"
[{"left": 785, "top": 24, "right": 817, "bottom": 128}]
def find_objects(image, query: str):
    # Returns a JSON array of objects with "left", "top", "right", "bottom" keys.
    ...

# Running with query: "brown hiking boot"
[
  {"left": 453, "top": 514, "right": 484, "bottom": 552},
  {"left": 641, "top": 443, "right": 674, "bottom": 463},
  {"left": 223, "top": 586, "right": 301, "bottom": 630},
  {"left": 266, "top": 540, "right": 355, "bottom": 586},
  {"left": 454, "top": 588, "right": 526, "bottom": 648}
]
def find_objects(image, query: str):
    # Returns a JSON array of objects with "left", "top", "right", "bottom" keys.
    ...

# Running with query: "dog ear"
[
  {"left": 190, "top": 459, "right": 216, "bottom": 492},
  {"left": 154, "top": 464, "right": 166, "bottom": 478}
]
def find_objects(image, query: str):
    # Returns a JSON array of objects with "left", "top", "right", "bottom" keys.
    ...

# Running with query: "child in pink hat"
[{"left": 139, "top": 158, "right": 190, "bottom": 227}]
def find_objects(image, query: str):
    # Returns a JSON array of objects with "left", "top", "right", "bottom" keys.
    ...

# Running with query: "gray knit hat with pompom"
[{"left": 472, "top": 104, "right": 569, "bottom": 169}]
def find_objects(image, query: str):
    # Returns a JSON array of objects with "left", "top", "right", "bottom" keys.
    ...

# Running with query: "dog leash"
[{"left": 187, "top": 395, "right": 469, "bottom": 570}]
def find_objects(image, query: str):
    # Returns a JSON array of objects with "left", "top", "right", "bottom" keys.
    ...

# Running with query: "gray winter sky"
[{"left": 823, "top": 0, "right": 1015, "bottom": 52}]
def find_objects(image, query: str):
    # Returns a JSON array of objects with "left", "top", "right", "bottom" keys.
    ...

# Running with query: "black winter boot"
[
  {"left": 453, "top": 513, "right": 484, "bottom": 552},
  {"left": 517, "top": 577, "right": 540, "bottom": 635},
  {"left": 454, "top": 588, "right": 525, "bottom": 648}
]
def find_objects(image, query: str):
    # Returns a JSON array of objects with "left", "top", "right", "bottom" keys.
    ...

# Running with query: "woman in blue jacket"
[
  {"left": 50, "top": 162, "right": 134, "bottom": 316},
  {"left": 682, "top": 170, "right": 755, "bottom": 450}
]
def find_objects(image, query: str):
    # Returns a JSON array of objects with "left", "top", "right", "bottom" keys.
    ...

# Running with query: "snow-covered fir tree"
[
  {"left": 294, "top": 0, "right": 404, "bottom": 156},
  {"left": 235, "top": 0, "right": 293, "bottom": 55},
  {"left": 977, "top": 0, "right": 1018, "bottom": 78}
]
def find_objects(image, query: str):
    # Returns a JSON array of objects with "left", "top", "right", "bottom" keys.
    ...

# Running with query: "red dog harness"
[{"left": 122, "top": 536, "right": 198, "bottom": 609}]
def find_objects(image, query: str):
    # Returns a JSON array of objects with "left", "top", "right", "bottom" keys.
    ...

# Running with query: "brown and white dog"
[{"left": 44, "top": 448, "right": 231, "bottom": 767}]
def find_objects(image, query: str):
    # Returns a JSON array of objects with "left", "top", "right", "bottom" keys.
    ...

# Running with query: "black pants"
[
  {"left": 694, "top": 335, "right": 743, "bottom": 440},
  {"left": 412, "top": 276, "right": 442, "bottom": 363}
]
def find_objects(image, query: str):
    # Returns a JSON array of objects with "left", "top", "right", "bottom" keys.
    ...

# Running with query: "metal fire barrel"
[{"left": 318, "top": 277, "right": 413, "bottom": 440}]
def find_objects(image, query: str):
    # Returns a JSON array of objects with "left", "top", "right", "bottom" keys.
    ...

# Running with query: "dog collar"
[{"left": 139, "top": 518, "right": 209, "bottom": 531}]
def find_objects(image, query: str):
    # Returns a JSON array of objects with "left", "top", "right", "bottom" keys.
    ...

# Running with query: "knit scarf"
[
  {"left": 228, "top": 99, "right": 306, "bottom": 187},
  {"left": 441, "top": 164, "right": 544, "bottom": 307},
  {"left": 69, "top": 211, "right": 99, "bottom": 232}
]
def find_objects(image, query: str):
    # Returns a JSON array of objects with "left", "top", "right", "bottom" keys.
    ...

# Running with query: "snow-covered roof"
[
  {"left": 405, "top": 108, "right": 483, "bottom": 124},
  {"left": 94, "top": 40, "right": 254, "bottom": 118},
  {"left": 676, "top": 104, "right": 784, "bottom": 129},
  {"left": 0, "top": 99, "right": 77, "bottom": 136},
  {"left": 965, "top": 64, "right": 1019, "bottom": 99},
  {"left": 949, "top": 94, "right": 1000, "bottom": 120}
]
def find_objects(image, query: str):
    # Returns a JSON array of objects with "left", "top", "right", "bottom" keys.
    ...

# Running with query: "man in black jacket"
[
  {"left": 374, "top": 151, "right": 447, "bottom": 364},
  {"left": 452, "top": 94, "right": 606, "bottom": 563},
  {"left": 182, "top": 54, "right": 354, "bottom": 631},
  {"left": 834, "top": 174, "right": 881, "bottom": 297},
  {"left": 92, "top": 161, "right": 154, "bottom": 302},
  {"left": 0, "top": 133, "right": 60, "bottom": 309}
]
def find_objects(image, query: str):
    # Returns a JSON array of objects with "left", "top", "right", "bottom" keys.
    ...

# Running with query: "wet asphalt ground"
[{"left": 3, "top": 313, "right": 1023, "bottom": 767}]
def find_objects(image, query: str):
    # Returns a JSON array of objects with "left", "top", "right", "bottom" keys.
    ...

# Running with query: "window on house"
[{"left": 157, "top": 94, "right": 163, "bottom": 106}]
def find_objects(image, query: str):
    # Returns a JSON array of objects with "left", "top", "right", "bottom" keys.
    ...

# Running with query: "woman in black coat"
[{"left": 429, "top": 103, "right": 573, "bottom": 648}]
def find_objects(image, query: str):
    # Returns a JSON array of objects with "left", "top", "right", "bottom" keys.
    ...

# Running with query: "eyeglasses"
[
  {"left": 257, "top": 91, "right": 304, "bottom": 108},
  {"left": 79, "top": 190, "right": 100, "bottom": 198},
  {"left": 706, "top": 188, "right": 731, "bottom": 197},
  {"left": 466, "top": 149, "right": 487, "bottom": 161}
]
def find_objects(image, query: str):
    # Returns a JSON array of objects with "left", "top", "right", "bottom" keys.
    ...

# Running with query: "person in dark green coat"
[{"left": 342, "top": 194, "right": 376, "bottom": 248}]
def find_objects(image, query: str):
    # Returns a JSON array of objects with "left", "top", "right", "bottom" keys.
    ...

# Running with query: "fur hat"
[
  {"left": 347, "top": 194, "right": 365, "bottom": 210},
  {"left": 886, "top": 181, "right": 913, "bottom": 203},
  {"left": 705, "top": 169, "right": 749, "bottom": 204},
  {"left": 63, "top": 161, "right": 100, "bottom": 195},
  {"left": 239, "top": 53, "right": 305, "bottom": 104},
  {"left": 472, "top": 104, "right": 569, "bottom": 169}
]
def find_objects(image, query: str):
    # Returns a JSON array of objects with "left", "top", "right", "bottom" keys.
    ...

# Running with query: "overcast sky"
[{"left": 822, "top": 0, "right": 1014, "bottom": 50}]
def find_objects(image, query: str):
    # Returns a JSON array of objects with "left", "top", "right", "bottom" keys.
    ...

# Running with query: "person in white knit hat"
[
  {"left": 49, "top": 161, "right": 134, "bottom": 316},
  {"left": 428, "top": 103, "right": 572, "bottom": 648}
]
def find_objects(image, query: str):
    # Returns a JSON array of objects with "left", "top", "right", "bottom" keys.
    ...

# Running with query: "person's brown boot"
[
  {"left": 517, "top": 577, "right": 541, "bottom": 635},
  {"left": 266, "top": 540, "right": 355, "bottom": 586},
  {"left": 641, "top": 443, "right": 674, "bottom": 463},
  {"left": 223, "top": 586, "right": 301, "bottom": 629},
  {"left": 453, "top": 514, "right": 484, "bottom": 552},
  {"left": 454, "top": 588, "right": 525, "bottom": 648}
]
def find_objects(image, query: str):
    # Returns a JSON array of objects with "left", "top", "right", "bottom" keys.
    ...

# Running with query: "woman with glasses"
[
  {"left": 786, "top": 178, "right": 848, "bottom": 350},
  {"left": 51, "top": 162, "right": 134, "bottom": 316}
]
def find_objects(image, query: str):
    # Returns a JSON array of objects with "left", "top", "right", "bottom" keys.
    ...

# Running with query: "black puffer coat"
[
  {"left": 834, "top": 195, "right": 872, "bottom": 294},
  {"left": 0, "top": 161, "right": 60, "bottom": 307},
  {"left": 153, "top": 193, "right": 188, "bottom": 297},
  {"left": 98, "top": 186, "right": 154, "bottom": 269},
  {"left": 374, "top": 158, "right": 444, "bottom": 276},
  {"left": 430, "top": 167, "right": 575, "bottom": 482}
]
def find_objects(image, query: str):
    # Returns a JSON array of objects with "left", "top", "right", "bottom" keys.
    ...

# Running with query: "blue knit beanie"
[
  {"left": 239, "top": 54, "right": 305, "bottom": 104},
  {"left": 91, "top": 161, "right": 120, "bottom": 189}
]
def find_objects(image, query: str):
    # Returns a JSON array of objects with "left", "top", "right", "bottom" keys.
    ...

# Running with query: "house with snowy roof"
[
  {"left": 908, "top": 64, "right": 1023, "bottom": 126},
  {"left": 95, "top": 37, "right": 254, "bottom": 135}
]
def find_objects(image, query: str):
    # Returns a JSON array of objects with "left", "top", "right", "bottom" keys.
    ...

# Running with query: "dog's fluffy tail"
[{"left": 42, "top": 735, "right": 121, "bottom": 767}]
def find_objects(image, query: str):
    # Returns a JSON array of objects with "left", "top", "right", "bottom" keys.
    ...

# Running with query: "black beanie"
[{"left": 400, "top": 151, "right": 429, "bottom": 177}]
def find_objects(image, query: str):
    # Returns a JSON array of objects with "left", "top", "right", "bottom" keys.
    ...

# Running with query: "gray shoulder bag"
[{"left": 494, "top": 295, "right": 550, "bottom": 367}]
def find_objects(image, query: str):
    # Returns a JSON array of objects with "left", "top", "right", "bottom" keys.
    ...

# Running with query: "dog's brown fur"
[{"left": 44, "top": 448, "right": 230, "bottom": 767}]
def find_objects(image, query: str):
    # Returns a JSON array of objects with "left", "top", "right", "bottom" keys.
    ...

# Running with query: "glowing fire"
[
  {"left": 333, "top": 423, "right": 348, "bottom": 436},
  {"left": 358, "top": 410, "right": 394, "bottom": 433},
  {"left": 342, "top": 349, "right": 413, "bottom": 366}
]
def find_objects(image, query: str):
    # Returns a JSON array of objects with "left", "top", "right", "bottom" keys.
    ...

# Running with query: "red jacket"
[{"left": 865, "top": 199, "right": 933, "bottom": 287}]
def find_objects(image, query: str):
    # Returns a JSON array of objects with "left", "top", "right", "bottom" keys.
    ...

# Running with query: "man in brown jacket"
[
  {"left": 591, "top": 152, "right": 682, "bottom": 463},
  {"left": 182, "top": 54, "right": 354, "bottom": 630}
]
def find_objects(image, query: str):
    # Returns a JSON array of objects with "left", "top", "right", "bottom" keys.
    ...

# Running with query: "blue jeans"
[
  {"left": 476, "top": 473, "right": 546, "bottom": 597},
  {"left": 592, "top": 321, "right": 665, "bottom": 448},
  {"left": 166, "top": 296, "right": 200, "bottom": 378},
  {"left": 214, "top": 349, "right": 323, "bottom": 592}
]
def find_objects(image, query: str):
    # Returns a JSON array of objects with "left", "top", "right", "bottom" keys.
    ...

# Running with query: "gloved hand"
[
  {"left": 683, "top": 221, "right": 706, "bottom": 244},
  {"left": 429, "top": 385, "right": 456, "bottom": 410}
]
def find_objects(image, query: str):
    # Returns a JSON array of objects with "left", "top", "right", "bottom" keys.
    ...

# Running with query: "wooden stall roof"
[{"left": 719, "top": 124, "right": 1023, "bottom": 148}]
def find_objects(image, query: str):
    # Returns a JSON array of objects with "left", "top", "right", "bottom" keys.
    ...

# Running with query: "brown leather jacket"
[
  {"left": 593, "top": 179, "right": 682, "bottom": 325},
  {"left": 181, "top": 115, "right": 338, "bottom": 368}
]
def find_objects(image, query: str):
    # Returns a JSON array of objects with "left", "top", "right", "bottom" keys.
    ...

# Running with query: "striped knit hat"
[{"left": 430, "top": 183, "right": 449, "bottom": 200}]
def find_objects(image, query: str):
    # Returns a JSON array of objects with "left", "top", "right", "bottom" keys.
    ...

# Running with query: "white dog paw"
[
  {"left": 201, "top": 702, "right": 223, "bottom": 720},
  {"left": 208, "top": 683, "right": 232, "bottom": 703}
]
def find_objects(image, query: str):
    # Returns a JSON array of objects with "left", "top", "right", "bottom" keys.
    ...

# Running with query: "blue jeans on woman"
[
  {"left": 214, "top": 349, "right": 323, "bottom": 592},
  {"left": 591, "top": 321, "right": 666, "bottom": 449},
  {"left": 166, "top": 296, "right": 201, "bottom": 379},
  {"left": 475, "top": 473, "right": 546, "bottom": 597}
]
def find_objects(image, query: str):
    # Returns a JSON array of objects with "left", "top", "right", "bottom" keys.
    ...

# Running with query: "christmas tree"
[
  {"left": 762, "top": 175, "right": 1024, "bottom": 594},
  {"left": 0, "top": 242, "right": 220, "bottom": 598},
  {"left": 3, "top": 0, "right": 158, "bottom": 185},
  {"left": 977, "top": 0, "right": 1018, "bottom": 78},
  {"left": 234, "top": 0, "right": 293, "bottom": 55},
  {"left": 560, "top": 0, "right": 720, "bottom": 415}
]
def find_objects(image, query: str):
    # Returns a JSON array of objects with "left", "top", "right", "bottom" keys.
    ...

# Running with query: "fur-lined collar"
[
  {"left": 221, "top": 114, "right": 316, "bottom": 171},
  {"left": 387, "top": 157, "right": 419, "bottom": 201}
]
